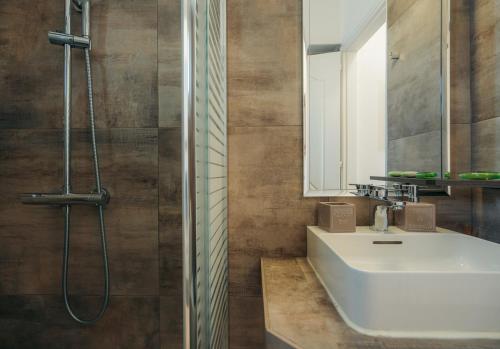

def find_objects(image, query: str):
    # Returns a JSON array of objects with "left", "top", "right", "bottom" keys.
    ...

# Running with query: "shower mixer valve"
[{"left": 21, "top": 189, "right": 110, "bottom": 207}]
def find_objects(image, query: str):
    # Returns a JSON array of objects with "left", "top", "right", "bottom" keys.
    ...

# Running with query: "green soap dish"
[
  {"left": 388, "top": 171, "right": 403, "bottom": 177},
  {"left": 402, "top": 171, "right": 418, "bottom": 178},
  {"left": 416, "top": 172, "right": 438, "bottom": 179},
  {"left": 459, "top": 172, "right": 500, "bottom": 180}
]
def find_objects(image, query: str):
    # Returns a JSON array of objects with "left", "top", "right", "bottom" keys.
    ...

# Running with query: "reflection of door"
[{"left": 309, "top": 52, "right": 341, "bottom": 190}]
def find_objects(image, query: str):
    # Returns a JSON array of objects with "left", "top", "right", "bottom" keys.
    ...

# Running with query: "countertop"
[{"left": 261, "top": 257, "right": 500, "bottom": 349}]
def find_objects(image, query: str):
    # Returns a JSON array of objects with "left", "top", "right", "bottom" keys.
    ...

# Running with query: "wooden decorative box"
[
  {"left": 317, "top": 202, "right": 356, "bottom": 233},
  {"left": 395, "top": 202, "right": 436, "bottom": 232}
]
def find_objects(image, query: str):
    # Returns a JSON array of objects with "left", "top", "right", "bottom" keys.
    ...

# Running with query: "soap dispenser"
[{"left": 373, "top": 206, "right": 388, "bottom": 232}]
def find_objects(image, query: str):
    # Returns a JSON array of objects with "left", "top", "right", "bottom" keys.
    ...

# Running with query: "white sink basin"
[{"left": 307, "top": 226, "right": 500, "bottom": 339}]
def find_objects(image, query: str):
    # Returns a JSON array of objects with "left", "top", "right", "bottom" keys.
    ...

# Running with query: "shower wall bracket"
[{"left": 48, "top": 31, "right": 91, "bottom": 50}]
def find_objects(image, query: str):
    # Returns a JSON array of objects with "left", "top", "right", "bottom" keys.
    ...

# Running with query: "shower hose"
[{"left": 62, "top": 48, "right": 110, "bottom": 325}]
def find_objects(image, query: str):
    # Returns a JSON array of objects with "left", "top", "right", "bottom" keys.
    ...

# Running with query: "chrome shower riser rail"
[
  {"left": 20, "top": 0, "right": 110, "bottom": 325},
  {"left": 182, "top": 0, "right": 197, "bottom": 347}
]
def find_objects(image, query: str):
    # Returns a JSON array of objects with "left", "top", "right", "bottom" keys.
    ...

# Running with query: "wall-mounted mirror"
[{"left": 303, "top": 0, "right": 449, "bottom": 196}]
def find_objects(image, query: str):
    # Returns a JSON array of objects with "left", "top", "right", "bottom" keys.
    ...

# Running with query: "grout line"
[
  {"left": 0, "top": 294, "right": 161, "bottom": 298},
  {"left": 387, "top": 129, "right": 443, "bottom": 143},
  {"left": 470, "top": 117, "right": 500, "bottom": 125},
  {"left": 156, "top": 0, "right": 162, "bottom": 345},
  {"left": 227, "top": 124, "right": 303, "bottom": 129},
  {"left": 0, "top": 127, "right": 161, "bottom": 132}
]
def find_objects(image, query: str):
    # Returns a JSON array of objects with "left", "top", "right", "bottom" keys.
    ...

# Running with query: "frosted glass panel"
[{"left": 194, "top": 0, "right": 228, "bottom": 347}]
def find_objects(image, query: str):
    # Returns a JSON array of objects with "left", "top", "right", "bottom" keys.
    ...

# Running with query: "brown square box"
[
  {"left": 395, "top": 202, "right": 436, "bottom": 232},
  {"left": 317, "top": 202, "right": 356, "bottom": 233}
]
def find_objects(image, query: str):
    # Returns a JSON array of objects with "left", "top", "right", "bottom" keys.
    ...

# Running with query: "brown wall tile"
[
  {"left": 160, "top": 296, "right": 183, "bottom": 349},
  {"left": 159, "top": 127, "right": 182, "bottom": 298},
  {"left": 0, "top": 295, "right": 160, "bottom": 349},
  {"left": 450, "top": 0, "right": 472, "bottom": 125},
  {"left": 0, "top": 129, "right": 159, "bottom": 296},
  {"left": 71, "top": 0, "right": 158, "bottom": 128},
  {"left": 0, "top": 0, "right": 158, "bottom": 129},
  {"left": 421, "top": 188, "right": 473, "bottom": 234},
  {"left": 473, "top": 188, "right": 500, "bottom": 241},
  {"left": 159, "top": 0, "right": 182, "bottom": 128},
  {"left": 0, "top": 0, "right": 64, "bottom": 129},
  {"left": 229, "top": 295, "right": 265, "bottom": 349},
  {"left": 471, "top": 117, "right": 500, "bottom": 171},
  {"left": 0, "top": 129, "right": 63, "bottom": 294},
  {"left": 450, "top": 123, "right": 471, "bottom": 175},
  {"left": 228, "top": 0, "right": 302, "bottom": 127},
  {"left": 227, "top": 1, "right": 319, "bottom": 347},
  {"left": 157, "top": 1, "right": 183, "bottom": 348},
  {"left": 470, "top": 0, "right": 499, "bottom": 123},
  {"left": 228, "top": 126, "right": 318, "bottom": 299}
]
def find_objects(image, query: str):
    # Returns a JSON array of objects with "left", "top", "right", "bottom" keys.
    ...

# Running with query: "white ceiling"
[{"left": 304, "top": 0, "right": 385, "bottom": 47}]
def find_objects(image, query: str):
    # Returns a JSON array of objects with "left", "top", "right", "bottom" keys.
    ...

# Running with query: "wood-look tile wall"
[
  {"left": 0, "top": 1, "right": 182, "bottom": 348},
  {"left": 227, "top": 1, "right": 321, "bottom": 348}
]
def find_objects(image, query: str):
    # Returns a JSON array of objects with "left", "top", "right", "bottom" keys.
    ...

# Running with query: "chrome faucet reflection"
[
  {"left": 351, "top": 183, "right": 420, "bottom": 232},
  {"left": 351, "top": 183, "right": 419, "bottom": 202}
]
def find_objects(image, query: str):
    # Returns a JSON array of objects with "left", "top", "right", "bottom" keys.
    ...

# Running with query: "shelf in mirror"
[{"left": 370, "top": 176, "right": 500, "bottom": 189}]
